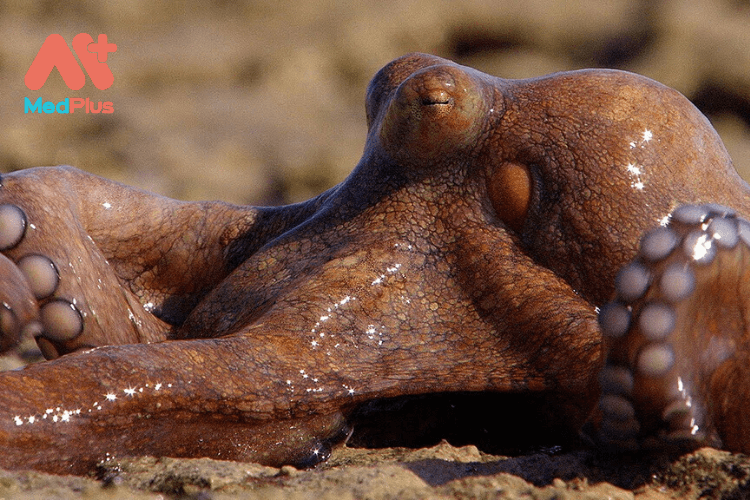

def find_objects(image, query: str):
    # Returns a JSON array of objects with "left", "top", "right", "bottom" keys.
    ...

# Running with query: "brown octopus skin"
[{"left": 0, "top": 53, "right": 749, "bottom": 475}]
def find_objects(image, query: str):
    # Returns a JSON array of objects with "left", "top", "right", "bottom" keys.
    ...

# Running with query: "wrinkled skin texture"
[{"left": 0, "top": 53, "right": 749, "bottom": 475}]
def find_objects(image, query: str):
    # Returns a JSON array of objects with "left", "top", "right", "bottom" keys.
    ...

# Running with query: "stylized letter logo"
[{"left": 25, "top": 34, "right": 116, "bottom": 90}]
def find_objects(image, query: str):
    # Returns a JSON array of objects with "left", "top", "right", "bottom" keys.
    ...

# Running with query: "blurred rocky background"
[{"left": 1, "top": 0, "right": 749, "bottom": 207}]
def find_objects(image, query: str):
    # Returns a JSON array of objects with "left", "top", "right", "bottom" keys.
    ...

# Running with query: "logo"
[
  {"left": 25, "top": 34, "right": 116, "bottom": 90},
  {"left": 24, "top": 34, "right": 116, "bottom": 114}
]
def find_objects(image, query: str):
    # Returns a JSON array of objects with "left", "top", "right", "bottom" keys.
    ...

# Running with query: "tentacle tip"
[{"left": 21, "top": 320, "right": 43, "bottom": 339}]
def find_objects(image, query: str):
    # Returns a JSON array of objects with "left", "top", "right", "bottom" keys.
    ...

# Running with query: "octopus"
[{"left": 0, "top": 52, "right": 749, "bottom": 476}]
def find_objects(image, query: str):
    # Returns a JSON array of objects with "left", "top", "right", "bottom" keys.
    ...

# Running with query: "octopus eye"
[
  {"left": 421, "top": 88, "right": 452, "bottom": 106},
  {"left": 488, "top": 161, "right": 532, "bottom": 233},
  {"left": 378, "top": 65, "right": 488, "bottom": 166}
]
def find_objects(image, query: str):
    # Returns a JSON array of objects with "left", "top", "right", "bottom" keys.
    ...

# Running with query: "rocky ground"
[
  {"left": 2, "top": 0, "right": 750, "bottom": 498},
  {"left": 2, "top": 443, "right": 750, "bottom": 499}
]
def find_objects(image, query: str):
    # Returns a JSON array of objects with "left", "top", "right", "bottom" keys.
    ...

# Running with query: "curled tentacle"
[
  {"left": 0, "top": 204, "right": 41, "bottom": 352},
  {"left": 596, "top": 203, "right": 750, "bottom": 451},
  {"left": 0, "top": 203, "right": 96, "bottom": 357},
  {"left": 0, "top": 173, "right": 171, "bottom": 358}
]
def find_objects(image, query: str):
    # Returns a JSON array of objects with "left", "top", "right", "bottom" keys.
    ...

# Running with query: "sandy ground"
[
  {"left": 2, "top": 0, "right": 750, "bottom": 498},
  {"left": 2, "top": 443, "right": 750, "bottom": 499}
]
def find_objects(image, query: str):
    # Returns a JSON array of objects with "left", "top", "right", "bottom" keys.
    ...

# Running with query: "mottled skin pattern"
[{"left": 0, "top": 53, "right": 749, "bottom": 475}]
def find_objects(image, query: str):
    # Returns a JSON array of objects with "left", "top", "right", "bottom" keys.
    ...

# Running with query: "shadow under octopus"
[{"left": 0, "top": 53, "right": 749, "bottom": 475}]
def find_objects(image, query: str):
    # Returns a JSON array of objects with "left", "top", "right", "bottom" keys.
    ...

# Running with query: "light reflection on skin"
[
  {"left": 626, "top": 128, "right": 654, "bottom": 192},
  {"left": 288, "top": 252, "right": 410, "bottom": 399},
  {"left": 13, "top": 381, "right": 174, "bottom": 426}
]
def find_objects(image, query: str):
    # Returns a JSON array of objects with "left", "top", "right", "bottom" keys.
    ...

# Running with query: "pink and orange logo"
[
  {"left": 25, "top": 34, "right": 116, "bottom": 90},
  {"left": 24, "top": 34, "right": 116, "bottom": 114}
]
